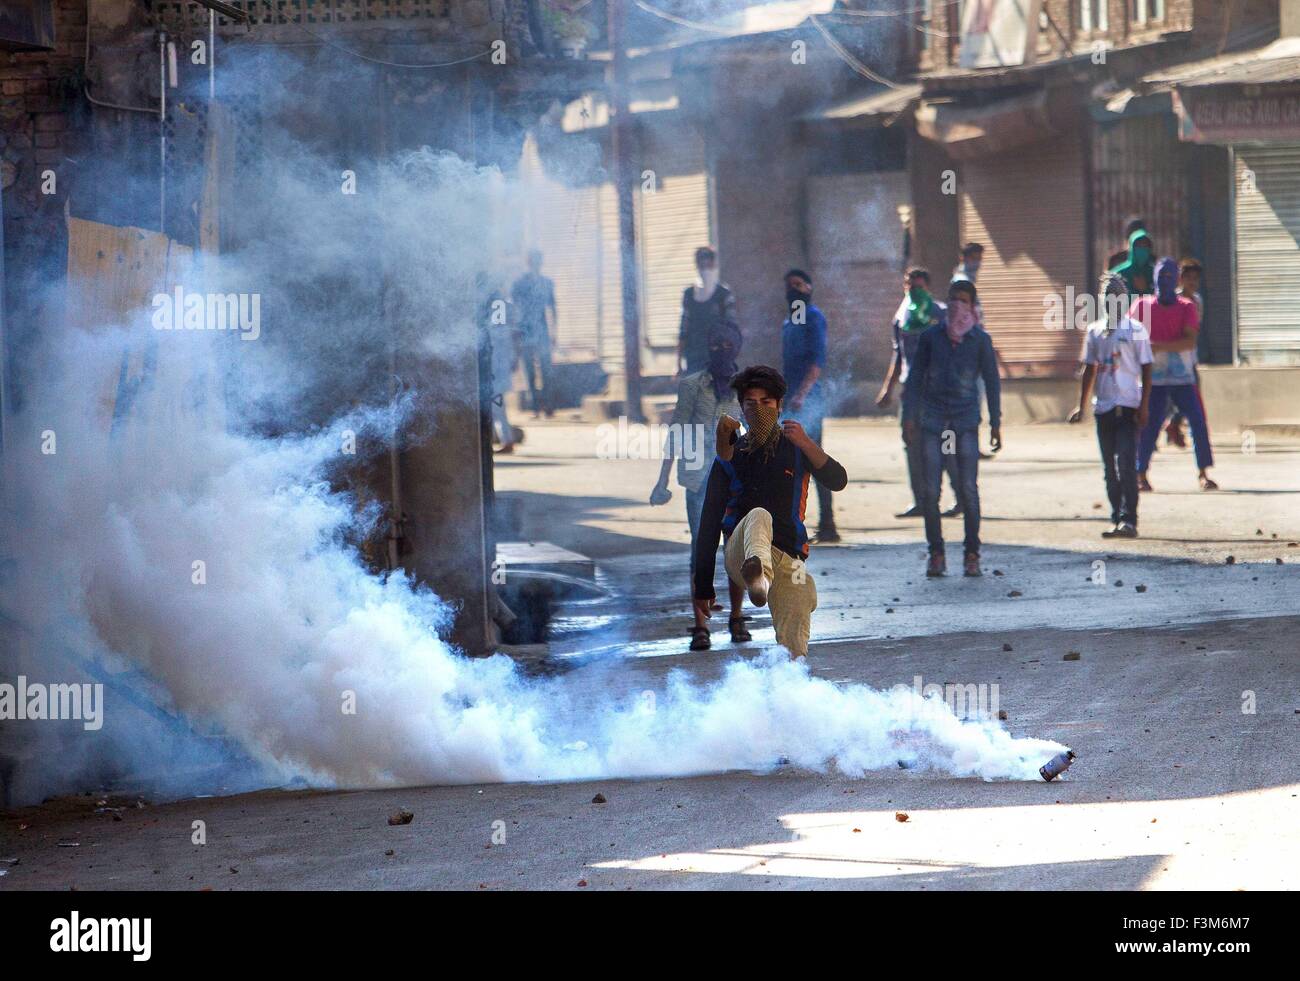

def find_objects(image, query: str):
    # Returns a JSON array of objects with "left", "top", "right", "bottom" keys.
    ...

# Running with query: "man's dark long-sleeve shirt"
[
  {"left": 692, "top": 433, "right": 848, "bottom": 600},
  {"left": 901, "top": 324, "right": 1002, "bottom": 434}
]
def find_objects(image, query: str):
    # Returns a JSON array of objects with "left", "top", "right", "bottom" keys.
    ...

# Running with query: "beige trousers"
[{"left": 723, "top": 508, "right": 818, "bottom": 658}]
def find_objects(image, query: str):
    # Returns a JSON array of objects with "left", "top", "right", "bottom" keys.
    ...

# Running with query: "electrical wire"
[
  {"left": 298, "top": 24, "right": 493, "bottom": 68},
  {"left": 632, "top": 0, "right": 735, "bottom": 35},
  {"left": 809, "top": 15, "right": 902, "bottom": 88}
]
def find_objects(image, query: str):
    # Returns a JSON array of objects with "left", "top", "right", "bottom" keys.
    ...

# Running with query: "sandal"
[
  {"left": 728, "top": 616, "right": 752, "bottom": 643},
  {"left": 689, "top": 626, "right": 711, "bottom": 652},
  {"left": 1199, "top": 474, "right": 1219, "bottom": 491}
]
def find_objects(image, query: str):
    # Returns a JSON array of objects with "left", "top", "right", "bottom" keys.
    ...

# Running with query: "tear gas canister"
[{"left": 1040, "top": 750, "right": 1076, "bottom": 782}]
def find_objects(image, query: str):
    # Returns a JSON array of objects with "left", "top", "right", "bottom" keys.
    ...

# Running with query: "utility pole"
[{"left": 607, "top": 0, "right": 646, "bottom": 422}]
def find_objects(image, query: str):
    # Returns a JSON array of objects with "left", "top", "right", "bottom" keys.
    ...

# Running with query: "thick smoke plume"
[{"left": 0, "top": 85, "right": 1063, "bottom": 807}]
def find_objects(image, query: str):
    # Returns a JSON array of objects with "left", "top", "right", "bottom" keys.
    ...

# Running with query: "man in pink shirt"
[{"left": 1129, "top": 257, "right": 1218, "bottom": 491}]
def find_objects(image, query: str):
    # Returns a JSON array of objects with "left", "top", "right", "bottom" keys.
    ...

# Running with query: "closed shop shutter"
[
  {"left": 959, "top": 137, "right": 1088, "bottom": 378},
  {"left": 518, "top": 135, "right": 608, "bottom": 362},
  {"left": 806, "top": 170, "right": 910, "bottom": 411},
  {"left": 636, "top": 124, "right": 711, "bottom": 359},
  {"left": 1091, "top": 115, "right": 1189, "bottom": 284},
  {"left": 1234, "top": 145, "right": 1300, "bottom": 366}
]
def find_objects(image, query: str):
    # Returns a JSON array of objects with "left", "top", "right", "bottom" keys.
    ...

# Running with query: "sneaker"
[
  {"left": 1112, "top": 523, "right": 1139, "bottom": 539},
  {"left": 741, "top": 556, "right": 769, "bottom": 607},
  {"left": 1101, "top": 523, "right": 1121, "bottom": 538},
  {"left": 963, "top": 552, "right": 981, "bottom": 577},
  {"left": 894, "top": 505, "right": 923, "bottom": 519},
  {"left": 926, "top": 553, "right": 947, "bottom": 578},
  {"left": 942, "top": 503, "right": 964, "bottom": 518}
]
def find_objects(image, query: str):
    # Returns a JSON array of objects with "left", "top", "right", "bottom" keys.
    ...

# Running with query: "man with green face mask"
[
  {"left": 876, "top": 268, "right": 960, "bottom": 519},
  {"left": 1111, "top": 228, "right": 1156, "bottom": 296}
]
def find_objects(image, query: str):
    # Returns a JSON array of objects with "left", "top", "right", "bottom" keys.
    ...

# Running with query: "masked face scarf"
[
  {"left": 1155, "top": 257, "right": 1178, "bottom": 305},
  {"left": 904, "top": 285, "right": 934, "bottom": 333},
  {"left": 706, "top": 325, "right": 741, "bottom": 398},
  {"left": 1113, "top": 229, "right": 1155, "bottom": 295},
  {"left": 946, "top": 299, "right": 976, "bottom": 343},
  {"left": 742, "top": 402, "right": 781, "bottom": 459}
]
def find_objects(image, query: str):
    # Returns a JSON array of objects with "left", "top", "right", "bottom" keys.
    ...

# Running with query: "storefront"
[{"left": 1175, "top": 72, "right": 1300, "bottom": 366}]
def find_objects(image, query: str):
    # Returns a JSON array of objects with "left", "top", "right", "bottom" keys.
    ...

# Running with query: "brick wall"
[{"left": 2, "top": 0, "right": 94, "bottom": 371}]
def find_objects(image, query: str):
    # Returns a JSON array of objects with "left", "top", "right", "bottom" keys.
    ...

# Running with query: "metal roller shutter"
[
  {"left": 959, "top": 137, "right": 1088, "bottom": 378},
  {"left": 806, "top": 170, "right": 910, "bottom": 409},
  {"left": 635, "top": 124, "right": 711, "bottom": 358},
  {"left": 1234, "top": 145, "right": 1300, "bottom": 365},
  {"left": 518, "top": 135, "right": 607, "bottom": 362}
]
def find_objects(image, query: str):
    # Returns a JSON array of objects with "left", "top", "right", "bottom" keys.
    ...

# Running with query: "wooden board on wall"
[{"left": 65, "top": 216, "right": 194, "bottom": 426}]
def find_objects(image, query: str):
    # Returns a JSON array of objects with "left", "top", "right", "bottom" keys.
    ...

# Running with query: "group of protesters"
[
  {"left": 643, "top": 222, "right": 1217, "bottom": 658},
  {"left": 489, "top": 221, "right": 1217, "bottom": 660}
]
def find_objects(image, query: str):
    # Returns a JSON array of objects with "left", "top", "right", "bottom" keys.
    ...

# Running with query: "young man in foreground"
[
  {"left": 692, "top": 365, "right": 849, "bottom": 659},
  {"left": 903, "top": 280, "right": 1002, "bottom": 578},
  {"left": 1068, "top": 273, "right": 1153, "bottom": 538}
]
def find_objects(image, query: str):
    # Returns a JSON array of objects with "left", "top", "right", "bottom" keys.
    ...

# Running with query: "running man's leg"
[
  {"left": 1171, "top": 384, "right": 1214, "bottom": 472},
  {"left": 901, "top": 401, "right": 925, "bottom": 511},
  {"left": 1137, "top": 386, "right": 1171, "bottom": 474},
  {"left": 724, "top": 508, "right": 775, "bottom": 587},
  {"left": 955, "top": 428, "right": 981, "bottom": 555},
  {"left": 920, "top": 429, "right": 945, "bottom": 555},
  {"left": 768, "top": 549, "right": 817, "bottom": 659},
  {"left": 1115, "top": 407, "right": 1140, "bottom": 525},
  {"left": 1095, "top": 409, "right": 1122, "bottom": 523}
]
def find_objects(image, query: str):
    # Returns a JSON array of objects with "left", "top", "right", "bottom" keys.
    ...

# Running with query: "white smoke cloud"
[{"left": 0, "top": 137, "right": 1064, "bottom": 808}]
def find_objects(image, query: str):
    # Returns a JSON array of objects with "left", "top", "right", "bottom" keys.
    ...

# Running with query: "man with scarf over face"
[
  {"left": 1111, "top": 228, "right": 1156, "bottom": 296},
  {"left": 651, "top": 322, "right": 746, "bottom": 651},
  {"left": 903, "top": 280, "right": 1002, "bottom": 578},
  {"left": 877, "top": 267, "right": 962, "bottom": 519},
  {"left": 1131, "top": 257, "right": 1218, "bottom": 492},
  {"left": 781, "top": 269, "right": 839, "bottom": 542},
  {"left": 678, "top": 247, "right": 739, "bottom": 376},
  {"left": 692, "top": 365, "right": 849, "bottom": 659}
]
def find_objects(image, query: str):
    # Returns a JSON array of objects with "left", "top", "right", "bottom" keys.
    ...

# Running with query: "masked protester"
[
  {"left": 1068, "top": 273, "right": 1154, "bottom": 538},
  {"left": 781, "top": 268, "right": 839, "bottom": 542},
  {"left": 651, "top": 322, "right": 745, "bottom": 651},
  {"left": 692, "top": 365, "right": 848, "bottom": 660},
  {"left": 877, "top": 267, "right": 962, "bottom": 519},
  {"left": 902, "top": 280, "right": 1002, "bottom": 579},
  {"left": 677, "top": 246, "right": 738, "bottom": 375},
  {"left": 1111, "top": 229, "right": 1156, "bottom": 296},
  {"left": 1130, "top": 257, "right": 1218, "bottom": 491}
]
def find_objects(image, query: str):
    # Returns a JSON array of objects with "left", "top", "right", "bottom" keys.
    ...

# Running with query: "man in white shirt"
[{"left": 1068, "top": 274, "right": 1153, "bottom": 538}]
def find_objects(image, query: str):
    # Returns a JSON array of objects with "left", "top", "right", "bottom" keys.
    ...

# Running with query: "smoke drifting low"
[{"left": 0, "top": 74, "right": 1063, "bottom": 807}]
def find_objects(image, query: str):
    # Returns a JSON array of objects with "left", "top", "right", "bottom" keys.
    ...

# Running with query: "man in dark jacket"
[
  {"left": 903, "top": 280, "right": 1002, "bottom": 579},
  {"left": 692, "top": 365, "right": 848, "bottom": 659},
  {"left": 678, "top": 246, "right": 738, "bottom": 375}
]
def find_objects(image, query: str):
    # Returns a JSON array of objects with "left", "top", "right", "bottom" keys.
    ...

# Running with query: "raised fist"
[{"left": 716, "top": 414, "right": 741, "bottom": 461}]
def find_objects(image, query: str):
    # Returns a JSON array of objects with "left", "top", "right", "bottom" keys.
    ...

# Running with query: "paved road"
[{"left": 2, "top": 420, "right": 1297, "bottom": 890}]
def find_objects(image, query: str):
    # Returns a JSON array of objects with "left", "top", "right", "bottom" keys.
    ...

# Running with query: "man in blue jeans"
[{"left": 903, "top": 280, "right": 1002, "bottom": 578}]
